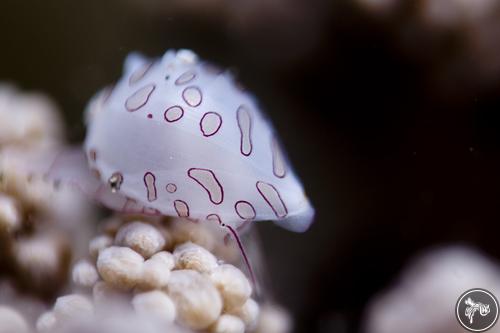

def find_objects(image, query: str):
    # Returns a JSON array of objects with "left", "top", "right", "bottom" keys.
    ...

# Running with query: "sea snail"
[{"left": 54, "top": 49, "right": 314, "bottom": 233}]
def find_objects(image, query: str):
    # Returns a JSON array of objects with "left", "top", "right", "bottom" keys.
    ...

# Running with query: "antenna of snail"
[{"left": 224, "top": 224, "right": 257, "bottom": 292}]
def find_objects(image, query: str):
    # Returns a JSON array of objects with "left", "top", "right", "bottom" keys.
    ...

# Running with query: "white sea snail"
[{"left": 50, "top": 49, "right": 314, "bottom": 235}]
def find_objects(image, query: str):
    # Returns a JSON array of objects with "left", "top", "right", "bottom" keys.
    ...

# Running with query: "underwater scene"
[{"left": 2, "top": 0, "right": 500, "bottom": 332}]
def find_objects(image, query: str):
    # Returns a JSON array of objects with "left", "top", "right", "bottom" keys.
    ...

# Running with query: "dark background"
[{"left": 2, "top": 1, "right": 500, "bottom": 332}]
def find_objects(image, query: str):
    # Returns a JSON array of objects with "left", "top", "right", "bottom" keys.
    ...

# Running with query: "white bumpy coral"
[
  {"left": 0, "top": 85, "right": 92, "bottom": 303},
  {"left": 58, "top": 215, "right": 292, "bottom": 333},
  {"left": 364, "top": 246, "right": 500, "bottom": 333}
]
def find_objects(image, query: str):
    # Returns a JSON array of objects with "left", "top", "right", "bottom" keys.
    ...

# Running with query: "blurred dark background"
[{"left": 2, "top": 0, "right": 500, "bottom": 332}]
